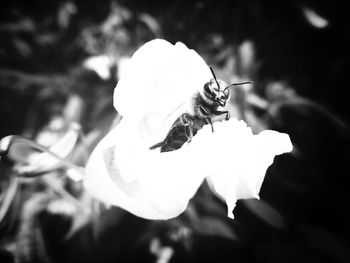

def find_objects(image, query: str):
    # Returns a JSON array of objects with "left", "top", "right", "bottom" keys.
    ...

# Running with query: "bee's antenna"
[
  {"left": 224, "top": 81, "right": 253, "bottom": 91},
  {"left": 210, "top": 67, "right": 221, "bottom": 89}
]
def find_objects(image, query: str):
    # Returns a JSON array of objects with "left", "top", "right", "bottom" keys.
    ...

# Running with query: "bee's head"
[
  {"left": 203, "top": 79, "right": 230, "bottom": 107},
  {"left": 204, "top": 67, "right": 253, "bottom": 107}
]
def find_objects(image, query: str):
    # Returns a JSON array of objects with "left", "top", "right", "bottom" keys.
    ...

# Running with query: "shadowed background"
[{"left": 1, "top": 0, "right": 350, "bottom": 262}]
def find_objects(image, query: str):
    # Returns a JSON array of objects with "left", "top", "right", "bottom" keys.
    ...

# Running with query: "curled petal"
[
  {"left": 84, "top": 119, "right": 207, "bottom": 220},
  {"left": 0, "top": 123, "right": 82, "bottom": 177},
  {"left": 187, "top": 119, "right": 293, "bottom": 218}
]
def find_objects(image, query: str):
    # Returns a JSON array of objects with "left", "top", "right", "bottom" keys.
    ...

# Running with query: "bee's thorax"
[
  {"left": 193, "top": 92, "right": 219, "bottom": 118},
  {"left": 199, "top": 90, "right": 217, "bottom": 105}
]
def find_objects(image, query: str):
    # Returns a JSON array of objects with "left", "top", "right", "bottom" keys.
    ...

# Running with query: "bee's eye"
[
  {"left": 223, "top": 88, "right": 230, "bottom": 97},
  {"left": 210, "top": 79, "right": 219, "bottom": 89},
  {"left": 204, "top": 82, "right": 212, "bottom": 93}
]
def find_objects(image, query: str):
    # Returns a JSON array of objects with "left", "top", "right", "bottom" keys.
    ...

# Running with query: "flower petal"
[
  {"left": 186, "top": 119, "right": 292, "bottom": 218},
  {"left": 84, "top": 119, "right": 207, "bottom": 220}
]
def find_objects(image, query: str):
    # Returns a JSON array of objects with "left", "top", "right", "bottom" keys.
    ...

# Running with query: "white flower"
[
  {"left": 83, "top": 55, "right": 114, "bottom": 80},
  {"left": 84, "top": 39, "right": 292, "bottom": 220}
]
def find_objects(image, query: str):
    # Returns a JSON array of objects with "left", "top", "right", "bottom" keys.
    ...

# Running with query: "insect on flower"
[
  {"left": 83, "top": 39, "right": 293, "bottom": 220},
  {"left": 149, "top": 67, "right": 253, "bottom": 152}
]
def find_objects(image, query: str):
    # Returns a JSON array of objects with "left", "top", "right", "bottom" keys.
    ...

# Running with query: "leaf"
[
  {"left": 242, "top": 199, "right": 285, "bottom": 228},
  {"left": 195, "top": 216, "right": 238, "bottom": 241},
  {"left": 0, "top": 123, "right": 83, "bottom": 178}
]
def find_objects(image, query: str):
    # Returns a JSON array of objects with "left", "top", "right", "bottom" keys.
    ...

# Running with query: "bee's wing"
[{"left": 113, "top": 39, "right": 212, "bottom": 143}]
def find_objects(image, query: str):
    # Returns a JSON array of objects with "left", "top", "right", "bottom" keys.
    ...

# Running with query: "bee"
[{"left": 150, "top": 67, "right": 252, "bottom": 152}]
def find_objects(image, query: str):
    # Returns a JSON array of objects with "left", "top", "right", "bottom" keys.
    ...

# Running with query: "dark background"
[{"left": 1, "top": 0, "right": 350, "bottom": 262}]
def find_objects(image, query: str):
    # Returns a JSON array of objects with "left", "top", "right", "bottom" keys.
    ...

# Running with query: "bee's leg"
[
  {"left": 224, "top": 111, "right": 230, "bottom": 120},
  {"left": 186, "top": 126, "right": 194, "bottom": 143},
  {"left": 180, "top": 113, "right": 191, "bottom": 125},
  {"left": 202, "top": 115, "right": 214, "bottom": 132},
  {"left": 199, "top": 105, "right": 215, "bottom": 132},
  {"left": 207, "top": 117, "right": 214, "bottom": 132},
  {"left": 199, "top": 105, "right": 210, "bottom": 116},
  {"left": 214, "top": 110, "right": 230, "bottom": 120},
  {"left": 180, "top": 114, "right": 193, "bottom": 142}
]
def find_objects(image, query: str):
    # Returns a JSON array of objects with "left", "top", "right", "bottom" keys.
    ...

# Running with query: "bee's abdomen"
[
  {"left": 149, "top": 114, "right": 205, "bottom": 153},
  {"left": 159, "top": 124, "right": 191, "bottom": 152}
]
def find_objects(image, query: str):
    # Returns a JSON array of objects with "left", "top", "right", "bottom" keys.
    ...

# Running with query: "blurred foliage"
[{"left": 1, "top": 0, "right": 350, "bottom": 262}]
